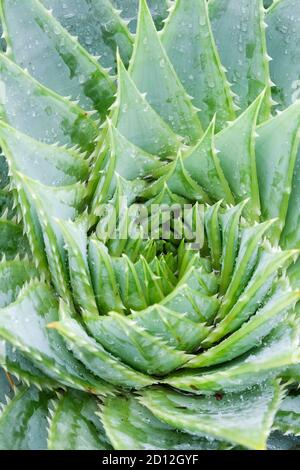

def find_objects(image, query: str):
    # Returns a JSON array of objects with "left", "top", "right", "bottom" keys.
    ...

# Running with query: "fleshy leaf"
[
  {"left": 0, "top": 53, "right": 98, "bottom": 153},
  {"left": 274, "top": 395, "right": 300, "bottom": 436},
  {"left": 101, "top": 395, "right": 227, "bottom": 450},
  {"left": 188, "top": 278, "right": 299, "bottom": 368},
  {"left": 209, "top": 0, "right": 272, "bottom": 121},
  {"left": 140, "top": 381, "right": 283, "bottom": 450},
  {"left": 161, "top": 0, "right": 235, "bottom": 132},
  {"left": 113, "top": 53, "right": 181, "bottom": 157},
  {"left": 266, "top": 0, "right": 300, "bottom": 110},
  {"left": 1, "top": 0, "right": 116, "bottom": 117},
  {"left": 48, "top": 391, "right": 112, "bottom": 450},
  {"left": 0, "top": 387, "right": 50, "bottom": 450},
  {"left": 112, "top": 0, "right": 169, "bottom": 32},
  {"left": 166, "top": 319, "right": 300, "bottom": 393},
  {"left": 215, "top": 93, "right": 264, "bottom": 220},
  {"left": 128, "top": 0, "right": 203, "bottom": 144},
  {"left": 256, "top": 100, "right": 300, "bottom": 241},
  {"left": 41, "top": 0, "right": 133, "bottom": 69},
  {"left": 52, "top": 300, "right": 154, "bottom": 389},
  {"left": 0, "top": 282, "right": 112, "bottom": 394}
]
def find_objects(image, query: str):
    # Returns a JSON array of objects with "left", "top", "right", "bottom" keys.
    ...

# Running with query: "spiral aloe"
[{"left": 0, "top": 0, "right": 300, "bottom": 451}]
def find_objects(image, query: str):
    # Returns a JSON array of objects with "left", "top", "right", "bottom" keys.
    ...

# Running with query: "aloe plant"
[{"left": 0, "top": 0, "right": 300, "bottom": 451}]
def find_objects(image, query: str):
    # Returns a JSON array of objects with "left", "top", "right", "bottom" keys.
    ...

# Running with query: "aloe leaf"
[
  {"left": 17, "top": 174, "right": 86, "bottom": 300},
  {"left": 219, "top": 201, "right": 248, "bottom": 295},
  {"left": 0, "top": 218, "right": 29, "bottom": 259},
  {"left": 0, "top": 282, "right": 112, "bottom": 394},
  {"left": 101, "top": 395, "right": 227, "bottom": 450},
  {"left": 0, "top": 258, "right": 38, "bottom": 308},
  {"left": 128, "top": 0, "right": 203, "bottom": 144},
  {"left": 48, "top": 391, "right": 112, "bottom": 450},
  {"left": 88, "top": 238, "right": 125, "bottom": 315},
  {"left": 0, "top": 387, "right": 50, "bottom": 450},
  {"left": 0, "top": 121, "right": 89, "bottom": 187},
  {"left": 215, "top": 93, "right": 264, "bottom": 220},
  {"left": 161, "top": 0, "right": 235, "bottom": 132},
  {"left": 0, "top": 54, "right": 98, "bottom": 153},
  {"left": 0, "top": 154, "right": 8, "bottom": 189},
  {"left": 162, "top": 284, "right": 220, "bottom": 324},
  {"left": 140, "top": 381, "right": 283, "bottom": 450},
  {"left": 204, "top": 201, "right": 222, "bottom": 270},
  {"left": 188, "top": 279, "right": 299, "bottom": 369},
  {"left": 266, "top": 0, "right": 300, "bottom": 110},
  {"left": 205, "top": 247, "right": 298, "bottom": 345},
  {"left": 53, "top": 300, "right": 154, "bottom": 389},
  {"left": 274, "top": 395, "right": 300, "bottom": 436},
  {"left": 182, "top": 118, "right": 234, "bottom": 204},
  {"left": 216, "top": 219, "right": 275, "bottom": 321},
  {"left": 1, "top": 342, "right": 58, "bottom": 390},
  {"left": 41, "top": 0, "right": 133, "bottom": 69},
  {"left": 112, "top": 0, "right": 169, "bottom": 32},
  {"left": 281, "top": 150, "right": 300, "bottom": 250},
  {"left": 0, "top": 367, "right": 13, "bottom": 405},
  {"left": 113, "top": 53, "right": 181, "bottom": 157},
  {"left": 0, "top": 187, "right": 16, "bottom": 219},
  {"left": 167, "top": 319, "right": 300, "bottom": 393},
  {"left": 57, "top": 218, "right": 99, "bottom": 320},
  {"left": 85, "top": 311, "right": 192, "bottom": 376},
  {"left": 1, "top": 0, "right": 116, "bottom": 118},
  {"left": 94, "top": 121, "right": 163, "bottom": 204},
  {"left": 209, "top": 0, "right": 272, "bottom": 121},
  {"left": 130, "top": 304, "right": 211, "bottom": 353},
  {"left": 256, "top": 100, "right": 300, "bottom": 242}
]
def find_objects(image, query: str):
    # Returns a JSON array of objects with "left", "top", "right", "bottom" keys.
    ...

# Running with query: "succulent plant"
[{"left": 0, "top": 0, "right": 300, "bottom": 451}]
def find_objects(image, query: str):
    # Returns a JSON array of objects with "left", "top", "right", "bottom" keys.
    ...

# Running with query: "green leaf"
[
  {"left": 204, "top": 201, "right": 222, "bottom": 270},
  {"left": 161, "top": 0, "right": 235, "bottom": 132},
  {"left": 209, "top": 0, "right": 272, "bottom": 121},
  {"left": 41, "top": 0, "right": 133, "bottom": 69},
  {"left": 112, "top": 0, "right": 169, "bottom": 32},
  {"left": 101, "top": 395, "right": 227, "bottom": 450},
  {"left": 140, "top": 381, "right": 283, "bottom": 450},
  {"left": 256, "top": 100, "right": 300, "bottom": 242},
  {"left": 88, "top": 238, "right": 125, "bottom": 314},
  {"left": 215, "top": 93, "right": 264, "bottom": 220},
  {"left": 266, "top": 0, "right": 300, "bottom": 110},
  {"left": 1, "top": 342, "right": 58, "bottom": 390},
  {"left": 204, "top": 246, "right": 298, "bottom": 345},
  {"left": 181, "top": 118, "right": 234, "bottom": 204},
  {"left": 188, "top": 278, "right": 299, "bottom": 368},
  {"left": 128, "top": 0, "right": 203, "bottom": 144},
  {"left": 0, "top": 257, "right": 38, "bottom": 308},
  {"left": 85, "top": 311, "right": 192, "bottom": 376},
  {"left": 216, "top": 219, "right": 275, "bottom": 321},
  {"left": 0, "top": 121, "right": 89, "bottom": 187},
  {"left": 130, "top": 304, "right": 211, "bottom": 353},
  {"left": 0, "top": 53, "right": 98, "bottom": 154},
  {"left": 1, "top": 0, "right": 116, "bottom": 118},
  {"left": 219, "top": 201, "right": 248, "bottom": 294},
  {"left": 58, "top": 217, "right": 99, "bottom": 320},
  {"left": 0, "top": 387, "right": 50, "bottom": 450},
  {"left": 53, "top": 300, "right": 154, "bottom": 389},
  {"left": 0, "top": 281, "right": 113, "bottom": 394},
  {"left": 48, "top": 391, "right": 112, "bottom": 450},
  {"left": 274, "top": 395, "right": 300, "bottom": 436},
  {"left": 113, "top": 53, "right": 181, "bottom": 157},
  {"left": 281, "top": 150, "right": 300, "bottom": 250},
  {"left": 0, "top": 367, "right": 13, "bottom": 405},
  {"left": 0, "top": 218, "right": 29, "bottom": 260},
  {"left": 166, "top": 319, "right": 300, "bottom": 393}
]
